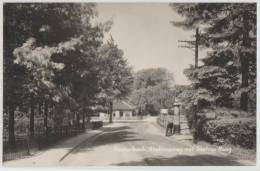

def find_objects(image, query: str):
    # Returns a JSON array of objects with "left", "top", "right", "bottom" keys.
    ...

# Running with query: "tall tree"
[
  {"left": 170, "top": 3, "right": 256, "bottom": 111},
  {"left": 98, "top": 37, "right": 133, "bottom": 123},
  {"left": 4, "top": 3, "right": 106, "bottom": 142},
  {"left": 4, "top": 3, "right": 39, "bottom": 144}
]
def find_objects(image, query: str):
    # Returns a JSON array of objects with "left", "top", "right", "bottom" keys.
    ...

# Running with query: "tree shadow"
[
  {"left": 113, "top": 154, "right": 250, "bottom": 166},
  {"left": 71, "top": 126, "right": 146, "bottom": 154},
  {"left": 103, "top": 126, "right": 132, "bottom": 132}
]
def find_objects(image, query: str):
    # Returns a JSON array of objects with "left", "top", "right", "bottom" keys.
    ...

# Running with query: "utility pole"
[
  {"left": 178, "top": 28, "right": 199, "bottom": 68},
  {"left": 195, "top": 28, "right": 199, "bottom": 68},
  {"left": 178, "top": 28, "right": 199, "bottom": 144}
]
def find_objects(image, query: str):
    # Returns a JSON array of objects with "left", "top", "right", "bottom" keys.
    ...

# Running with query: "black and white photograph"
[{"left": 1, "top": 0, "right": 258, "bottom": 168}]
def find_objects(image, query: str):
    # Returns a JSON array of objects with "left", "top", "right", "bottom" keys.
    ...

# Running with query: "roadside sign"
[{"left": 160, "top": 109, "right": 168, "bottom": 114}]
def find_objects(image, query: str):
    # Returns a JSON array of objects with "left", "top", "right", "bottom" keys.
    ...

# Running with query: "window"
[
  {"left": 120, "top": 111, "right": 123, "bottom": 117},
  {"left": 113, "top": 113, "right": 116, "bottom": 117}
]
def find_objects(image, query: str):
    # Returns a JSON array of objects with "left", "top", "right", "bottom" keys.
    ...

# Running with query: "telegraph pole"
[
  {"left": 195, "top": 28, "right": 199, "bottom": 68},
  {"left": 178, "top": 28, "right": 199, "bottom": 144},
  {"left": 178, "top": 28, "right": 199, "bottom": 68}
]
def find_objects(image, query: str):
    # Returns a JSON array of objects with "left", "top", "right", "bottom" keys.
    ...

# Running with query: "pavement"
[
  {"left": 3, "top": 127, "right": 105, "bottom": 167},
  {"left": 3, "top": 117, "right": 256, "bottom": 166}
]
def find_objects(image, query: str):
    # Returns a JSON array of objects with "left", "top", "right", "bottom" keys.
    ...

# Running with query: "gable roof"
[{"left": 113, "top": 101, "right": 135, "bottom": 111}]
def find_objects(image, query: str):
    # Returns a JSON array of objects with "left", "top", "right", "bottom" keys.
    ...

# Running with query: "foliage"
[
  {"left": 130, "top": 68, "right": 175, "bottom": 115},
  {"left": 4, "top": 3, "right": 132, "bottom": 141},
  {"left": 183, "top": 65, "right": 238, "bottom": 107},
  {"left": 4, "top": 3, "right": 101, "bottom": 142},
  {"left": 200, "top": 118, "right": 256, "bottom": 149},
  {"left": 4, "top": 3, "right": 97, "bottom": 104},
  {"left": 170, "top": 3, "right": 256, "bottom": 111},
  {"left": 13, "top": 37, "right": 83, "bottom": 100},
  {"left": 97, "top": 37, "right": 133, "bottom": 122},
  {"left": 14, "top": 111, "right": 30, "bottom": 135},
  {"left": 133, "top": 68, "right": 174, "bottom": 89},
  {"left": 98, "top": 37, "right": 133, "bottom": 101}
]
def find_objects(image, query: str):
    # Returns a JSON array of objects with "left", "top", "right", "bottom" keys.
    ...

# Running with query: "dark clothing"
[{"left": 165, "top": 122, "right": 174, "bottom": 136}]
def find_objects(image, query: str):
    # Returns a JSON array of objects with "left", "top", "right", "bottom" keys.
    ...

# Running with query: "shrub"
[
  {"left": 200, "top": 118, "right": 256, "bottom": 149},
  {"left": 14, "top": 111, "right": 29, "bottom": 135}
]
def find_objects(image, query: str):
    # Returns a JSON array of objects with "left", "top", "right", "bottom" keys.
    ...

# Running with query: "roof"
[{"left": 113, "top": 101, "right": 135, "bottom": 111}]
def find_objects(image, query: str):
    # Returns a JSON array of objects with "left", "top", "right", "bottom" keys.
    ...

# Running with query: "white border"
[
  {"left": 0, "top": 0, "right": 259, "bottom": 3},
  {"left": 0, "top": 0, "right": 259, "bottom": 171}
]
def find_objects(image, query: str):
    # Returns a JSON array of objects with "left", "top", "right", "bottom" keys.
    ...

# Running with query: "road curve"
[{"left": 60, "top": 120, "right": 247, "bottom": 166}]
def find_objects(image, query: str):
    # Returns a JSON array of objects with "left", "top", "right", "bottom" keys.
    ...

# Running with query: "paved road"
[{"left": 60, "top": 119, "right": 248, "bottom": 166}]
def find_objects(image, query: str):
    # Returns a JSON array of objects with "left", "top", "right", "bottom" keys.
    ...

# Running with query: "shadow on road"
[
  {"left": 71, "top": 125, "right": 146, "bottom": 154},
  {"left": 104, "top": 126, "right": 132, "bottom": 132},
  {"left": 113, "top": 154, "right": 247, "bottom": 166}
]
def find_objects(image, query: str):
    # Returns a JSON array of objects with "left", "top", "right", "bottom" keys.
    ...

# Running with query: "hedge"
[{"left": 200, "top": 118, "right": 256, "bottom": 149}]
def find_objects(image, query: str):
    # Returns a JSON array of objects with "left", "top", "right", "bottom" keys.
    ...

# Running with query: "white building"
[{"left": 99, "top": 101, "right": 139, "bottom": 120}]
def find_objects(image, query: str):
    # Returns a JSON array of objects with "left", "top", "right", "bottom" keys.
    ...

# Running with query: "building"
[{"left": 99, "top": 101, "right": 139, "bottom": 120}]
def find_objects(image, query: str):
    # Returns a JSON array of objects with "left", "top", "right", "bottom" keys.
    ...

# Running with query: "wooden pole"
[
  {"left": 193, "top": 28, "right": 199, "bottom": 144},
  {"left": 177, "top": 28, "right": 199, "bottom": 143},
  {"left": 195, "top": 28, "right": 199, "bottom": 68}
]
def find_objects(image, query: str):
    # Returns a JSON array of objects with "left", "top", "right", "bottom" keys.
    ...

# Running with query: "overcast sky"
[{"left": 96, "top": 3, "right": 204, "bottom": 85}]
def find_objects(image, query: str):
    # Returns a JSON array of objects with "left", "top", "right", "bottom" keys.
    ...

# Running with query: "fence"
[
  {"left": 3, "top": 126, "right": 86, "bottom": 161},
  {"left": 3, "top": 137, "right": 30, "bottom": 161},
  {"left": 156, "top": 107, "right": 192, "bottom": 135},
  {"left": 157, "top": 114, "right": 169, "bottom": 128}
]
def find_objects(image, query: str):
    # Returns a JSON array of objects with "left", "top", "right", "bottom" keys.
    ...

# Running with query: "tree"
[
  {"left": 4, "top": 3, "right": 40, "bottom": 144},
  {"left": 130, "top": 68, "right": 175, "bottom": 115},
  {"left": 98, "top": 37, "right": 133, "bottom": 123},
  {"left": 170, "top": 3, "right": 256, "bottom": 111},
  {"left": 13, "top": 36, "right": 84, "bottom": 129},
  {"left": 4, "top": 3, "right": 107, "bottom": 143}
]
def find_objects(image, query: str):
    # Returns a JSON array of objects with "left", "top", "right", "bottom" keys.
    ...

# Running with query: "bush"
[
  {"left": 14, "top": 111, "right": 29, "bottom": 135},
  {"left": 200, "top": 118, "right": 256, "bottom": 149},
  {"left": 91, "top": 121, "right": 103, "bottom": 130}
]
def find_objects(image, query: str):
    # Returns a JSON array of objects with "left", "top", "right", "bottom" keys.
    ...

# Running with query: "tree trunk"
[
  {"left": 192, "top": 104, "right": 198, "bottom": 144},
  {"left": 240, "top": 12, "right": 250, "bottom": 111},
  {"left": 76, "top": 112, "right": 80, "bottom": 129},
  {"left": 38, "top": 102, "right": 42, "bottom": 115},
  {"left": 38, "top": 102, "right": 43, "bottom": 136},
  {"left": 139, "top": 106, "right": 143, "bottom": 119},
  {"left": 109, "top": 101, "right": 113, "bottom": 123},
  {"left": 30, "top": 97, "right": 35, "bottom": 136},
  {"left": 44, "top": 100, "right": 48, "bottom": 134},
  {"left": 240, "top": 56, "right": 249, "bottom": 111},
  {"left": 82, "top": 109, "right": 85, "bottom": 129},
  {"left": 8, "top": 104, "right": 15, "bottom": 146}
]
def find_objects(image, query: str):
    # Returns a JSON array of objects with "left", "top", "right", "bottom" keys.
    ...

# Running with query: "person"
[{"left": 165, "top": 120, "right": 174, "bottom": 136}]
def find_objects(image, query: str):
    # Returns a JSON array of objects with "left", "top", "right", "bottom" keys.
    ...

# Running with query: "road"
[{"left": 59, "top": 118, "right": 249, "bottom": 166}]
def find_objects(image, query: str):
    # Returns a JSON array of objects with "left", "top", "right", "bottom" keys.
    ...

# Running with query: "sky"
[{"left": 96, "top": 3, "right": 204, "bottom": 85}]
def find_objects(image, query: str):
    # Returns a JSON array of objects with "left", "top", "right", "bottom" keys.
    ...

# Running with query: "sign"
[{"left": 160, "top": 109, "right": 168, "bottom": 114}]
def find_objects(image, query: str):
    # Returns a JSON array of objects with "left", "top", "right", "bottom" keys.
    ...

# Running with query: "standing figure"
[{"left": 165, "top": 121, "right": 174, "bottom": 136}]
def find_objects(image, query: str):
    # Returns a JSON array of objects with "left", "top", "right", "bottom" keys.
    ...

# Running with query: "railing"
[
  {"left": 3, "top": 126, "right": 85, "bottom": 161},
  {"left": 3, "top": 137, "right": 30, "bottom": 161},
  {"left": 3, "top": 120, "right": 105, "bottom": 162},
  {"left": 157, "top": 114, "right": 169, "bottom": 128},
  {"left": 157, "top": 112, "right": 192, "bottom": 135}
]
